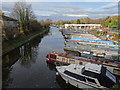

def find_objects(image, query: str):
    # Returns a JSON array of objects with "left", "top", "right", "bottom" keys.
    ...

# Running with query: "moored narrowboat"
[{"left": 46, "top": 52, "right": 120, "bottom": 76}]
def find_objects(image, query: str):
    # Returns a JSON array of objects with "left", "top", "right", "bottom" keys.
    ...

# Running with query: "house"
[{"left": 0, "top": 10, "right": 19, "bottom": 40}]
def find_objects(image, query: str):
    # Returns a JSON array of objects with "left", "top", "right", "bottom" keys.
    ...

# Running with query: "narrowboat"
[
  {"left": 64, "top": 44, "right": 119, "bottom": 58},
  {"left": 46, "top": 52, "right": 120, "bottom": 76}
]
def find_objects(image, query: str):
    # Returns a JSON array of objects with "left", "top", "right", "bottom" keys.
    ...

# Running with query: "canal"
[{"left": 2, "top": 26, "right": 77, "bottom": 89}]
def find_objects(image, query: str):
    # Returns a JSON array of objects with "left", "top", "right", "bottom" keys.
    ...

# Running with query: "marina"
[
  {"left": 2, "top": 1, "right": 120, "bottom": 89},
  {"left": 50, "top": 24, "right": 120, "bottom": 88},
  {"left": 60, "top": 24, "right": 119, "bottom": 59},
  {"left": 2, "top": 26, "right": 120, "bottom": 89}
]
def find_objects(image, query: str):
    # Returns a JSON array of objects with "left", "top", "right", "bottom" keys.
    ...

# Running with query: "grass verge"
[{"left": 2, "top": 28, "right": 49, "bottom": 56}]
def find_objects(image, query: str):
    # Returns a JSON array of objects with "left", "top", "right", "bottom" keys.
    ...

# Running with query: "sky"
[{"left": 1, "top": 0, "right": 119, "bottom": 21}]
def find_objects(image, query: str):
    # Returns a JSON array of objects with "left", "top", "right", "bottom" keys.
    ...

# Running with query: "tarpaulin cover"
[{"left": 71, "top": 38, "right": 114, "bottom": 45}]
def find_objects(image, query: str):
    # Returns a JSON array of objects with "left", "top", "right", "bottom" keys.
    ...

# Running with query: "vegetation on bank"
[
  {"left": 52, "top": 16, "right": 120, "bottom": 29},
  {"left": 2, "top": 28, "right": 49, "bottom": 55},
  {"left": 110, "top": 84, "right": 120, "bottom": 90},
  {"left": 11, "top": 1, "right": 36, "bottom": 36},
  {"left": 2, "top": 1, "right": 52, "bottom": 55},
  {"left": 2, "top": 1, "right": 52, "bottom": 40}
]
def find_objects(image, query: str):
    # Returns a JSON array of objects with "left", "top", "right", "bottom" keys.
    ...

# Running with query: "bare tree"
[{"left": 11, "top": 1, "right": 36, "bottom": 35}]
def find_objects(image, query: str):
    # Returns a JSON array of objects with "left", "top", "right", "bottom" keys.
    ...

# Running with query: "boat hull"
[
  {"left": 46, "top": 58, "right": 69, "bottom": 65},
  {"left": 57, "top": 69, "right": 101, "bottom": 89}
]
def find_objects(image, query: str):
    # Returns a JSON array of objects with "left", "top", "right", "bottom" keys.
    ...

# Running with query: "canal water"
[{"left": 2, "top": 26, "right": 77, "bottom": 89}]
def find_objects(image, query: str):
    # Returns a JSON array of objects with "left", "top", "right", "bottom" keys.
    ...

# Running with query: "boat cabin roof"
[
  {"left": 63, "top": 63, "right": 117, "bottom": 86},
  {"left": 65, "top": 64, "right": 84, "bottom": 75},
  {"left": 85, "top": 63, "right": 102, "bottom": 74}
]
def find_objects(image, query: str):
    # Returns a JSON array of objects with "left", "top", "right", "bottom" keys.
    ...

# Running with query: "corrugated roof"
[
  {"left": 65, "top": 24, "right": 101, "bottom": 26},
  {"left": 71, "top": 38, "right": 114, "bottom": 45}
]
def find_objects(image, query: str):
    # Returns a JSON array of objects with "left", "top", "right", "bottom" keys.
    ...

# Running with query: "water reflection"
[
  {"left": 46, "top": 62, "right": 79, "bottom": 89},
  {"left": 48, "top": 31, "right": 52, "bottom": 36},
  {"left": 46, "top": 63, "right": 57, "bottom": 71},
  {"left": 2, "top": 31, "right": 49, "bottom": 88},
  {"left": 2, "top": 48, "right": 20, "bottom": 68},
  {"left": 2, "top": 47, "right": 20, "bottom": 87},
  {"left": 56, "top": 74, "right": 80, "bottom": 89},
  {"left": 19, "top": 43, "right": 33, "bottom": 68},
  {"left": 2, "top": 67, "right": 13, "bottom": 88}
]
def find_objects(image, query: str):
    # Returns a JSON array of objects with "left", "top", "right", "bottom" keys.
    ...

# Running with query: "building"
[
  {"left": 0, "top": 10, "right": 19, "bottom": 40},
  {"left": 65, "top": 24, "right": 102, "bottom": 29}
]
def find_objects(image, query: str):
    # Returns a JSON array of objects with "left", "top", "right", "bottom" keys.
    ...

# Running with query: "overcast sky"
[{"left": 1, "top": 0, "right": 119, "bottom": 21}]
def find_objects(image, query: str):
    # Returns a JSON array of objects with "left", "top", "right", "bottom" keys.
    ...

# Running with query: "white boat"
[{"left": 56, "top": 63, "right": 119, "bottom": 89}]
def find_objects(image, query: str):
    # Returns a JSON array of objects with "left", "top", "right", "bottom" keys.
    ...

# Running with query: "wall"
[{"left": 2, "top": 20, "right": 19, "bottom": 40}]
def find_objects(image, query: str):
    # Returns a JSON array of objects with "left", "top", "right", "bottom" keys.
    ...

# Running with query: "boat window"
[
  {"left": 113, "top": 69, "right": 120, "bottom": 75},
  {"left": 81, "top": 67, "right": 85, "bottom": 73},
  {"left": 96, "top": 67, "right": 117, "bottom": 88},
  {"left": 69, "top": 60, "right": 75, "bottom": 64},
  {"left": 106, "top": 70, "right": 116, "bottom": 83},
  {"left": 79, "top": 62, "right": 83, "bottom": 65},
  {"left": 56, "top": 57, "right": 59, "bottom": 60},
  {"left": 62, "top": 58, "right": 65, "bottom": 62},
  {"left": 86, "top": 77, "right": 96, "bottom": 84},
  {"left": 96, "top": 74, "right": 116, "bottom": 88},
  {"left": 64, "top": 70, "right": 86, "bottom": 82},
  {"left": 82, "top": 70, "right": 98, "bottom": 78}
]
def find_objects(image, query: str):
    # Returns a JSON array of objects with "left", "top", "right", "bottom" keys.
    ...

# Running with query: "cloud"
[
  {"left": 2, "top": 2, "right": 119, "bottom": 21},
  {"left": 53, "top": 5, "right": 79, "bottom": 9},
  {"left": 63, "top": 14, "right": 88, "bottom": 17},
  {"left": 34, "top": 10, "right": 57, "bottom": 16},
  {"left": 52, "top": 3, "right": 118, "bottom": 18},
  {"left": 50, "top": 5, "right": 86, "bottom": 16},
  {"left": 2, "top": 10, "right": 11, "bottom": 14},
  {"left": 101, "top": 2, "right": 118, "bottom": 9}
]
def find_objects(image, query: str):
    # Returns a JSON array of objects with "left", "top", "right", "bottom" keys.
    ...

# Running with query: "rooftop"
[
  {"left": 2, "top": 15, "right": 18, "bottom": 21},
  {"left": 65, "top": 24, "right": 101, "bottom": 26}
]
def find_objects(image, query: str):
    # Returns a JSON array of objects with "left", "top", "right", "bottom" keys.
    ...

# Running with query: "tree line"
[{"left": 52, "top": 16, "right": 120, "bottom": 29}]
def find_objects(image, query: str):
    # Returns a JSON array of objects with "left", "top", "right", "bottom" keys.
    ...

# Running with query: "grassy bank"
[
  {"left": 110, "top": 84, "right": 120, "bottom": 90},
  {"left": 2, "top": 28, "right": 49, "bottom": 55}
]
